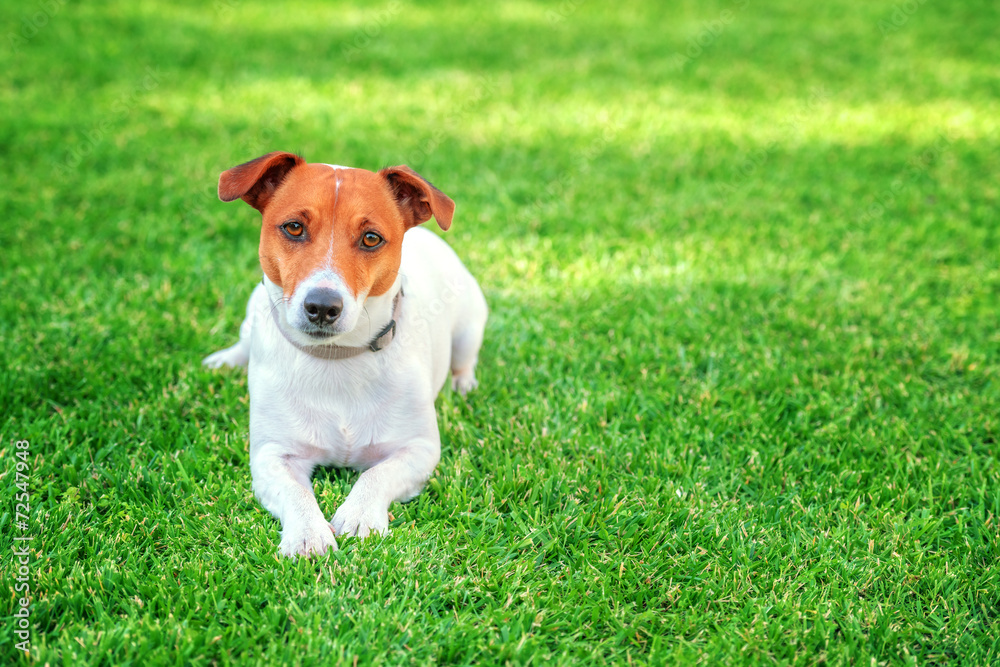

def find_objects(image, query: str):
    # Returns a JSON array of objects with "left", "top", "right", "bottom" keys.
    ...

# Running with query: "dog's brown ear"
[
  {"left": 379, "top": 166, "right": 455, "bottom": 231},
  {"left": 219, "top": 152, "right": 305, "bottom": 213}
]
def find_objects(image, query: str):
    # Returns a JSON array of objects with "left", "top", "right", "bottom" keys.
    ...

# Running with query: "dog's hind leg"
[{"left": 450, "top": 285, "right": 487, "bottom": 395}]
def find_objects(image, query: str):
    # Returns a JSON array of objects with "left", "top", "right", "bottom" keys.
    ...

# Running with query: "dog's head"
[{"left": 218, "top": 152, "right": 454, "bottom": 343}]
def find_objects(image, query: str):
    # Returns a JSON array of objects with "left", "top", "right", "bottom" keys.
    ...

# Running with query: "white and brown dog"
[{"left": 203, "top": 152, "right": 487, "bottom": 558}]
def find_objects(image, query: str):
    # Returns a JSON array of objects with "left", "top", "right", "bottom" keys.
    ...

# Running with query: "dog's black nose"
[{"left": 303, "top": 288, "right": 343, "bottom": 325}]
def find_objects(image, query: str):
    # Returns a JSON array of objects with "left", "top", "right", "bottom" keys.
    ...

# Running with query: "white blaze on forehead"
[
  {"left": 320, "top": 164, "right": 354, "bottom": 195},
  {"left": 320, "top": 165, "right": 348, "bottom": 265}
]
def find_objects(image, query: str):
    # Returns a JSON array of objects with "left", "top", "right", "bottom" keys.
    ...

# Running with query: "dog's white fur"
[{"left": 205, "top": 222, "right": 487, "bottom": 557}]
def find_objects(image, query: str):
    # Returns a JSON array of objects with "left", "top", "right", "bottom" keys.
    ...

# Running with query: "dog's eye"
[
  {"left": 282, "top": 221, "right": 304, "bottom": 238},
  {"left": 361, "top": 232, "right": 383, "bottom": 249}
]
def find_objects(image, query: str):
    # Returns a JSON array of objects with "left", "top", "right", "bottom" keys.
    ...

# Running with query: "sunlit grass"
[{"left": 1, "top": 0, "right": 998, "bottom": 664}]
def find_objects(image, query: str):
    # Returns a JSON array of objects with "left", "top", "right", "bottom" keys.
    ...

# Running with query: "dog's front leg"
[
  {"left": 330, "top": 438, "right": 441, "bottom": 539},
  {"left": 251, "top": 443, "right": 338, "bottom": 558}
]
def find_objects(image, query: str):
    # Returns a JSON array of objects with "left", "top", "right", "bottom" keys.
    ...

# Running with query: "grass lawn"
[{"left": 2, "top": 0, "right": 999, "bottom": 664}]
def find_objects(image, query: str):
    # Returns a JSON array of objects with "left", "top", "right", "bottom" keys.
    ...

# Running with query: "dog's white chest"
[
  {"left": 250, "top": 357, "right": 396, "bottom": 467},
  {"left": 304, "top": 409, "right": 368, "bottom": 466}
]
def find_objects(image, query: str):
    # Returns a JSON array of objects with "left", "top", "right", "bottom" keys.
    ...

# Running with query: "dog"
[{"left": 202, "top": 152, "right": 487, "bottom": 557}]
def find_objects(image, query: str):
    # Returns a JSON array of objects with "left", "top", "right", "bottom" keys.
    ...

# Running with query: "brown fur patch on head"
[
  {"left": 256, "top": 165, "right": 409, "bottom": 300},
  {"left": 219, "top": 155, "right": 455, "bottom": 302}
]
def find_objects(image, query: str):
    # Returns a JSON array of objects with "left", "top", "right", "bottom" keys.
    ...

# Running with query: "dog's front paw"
[
  {"left": 278, "top": 519, "right": 339, "bottom": 558},
  {"left": 330, "top": 500, "right": 389, "bottom": 539}
]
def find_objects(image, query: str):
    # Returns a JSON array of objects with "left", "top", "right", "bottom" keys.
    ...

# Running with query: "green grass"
[{"left": 2, "top": 0, "right": 999, "bottom": 664}]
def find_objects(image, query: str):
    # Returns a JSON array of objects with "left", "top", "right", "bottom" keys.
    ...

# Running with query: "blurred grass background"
[{"left": 1, "top": 0, "right": 998, "bottom": 664}]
